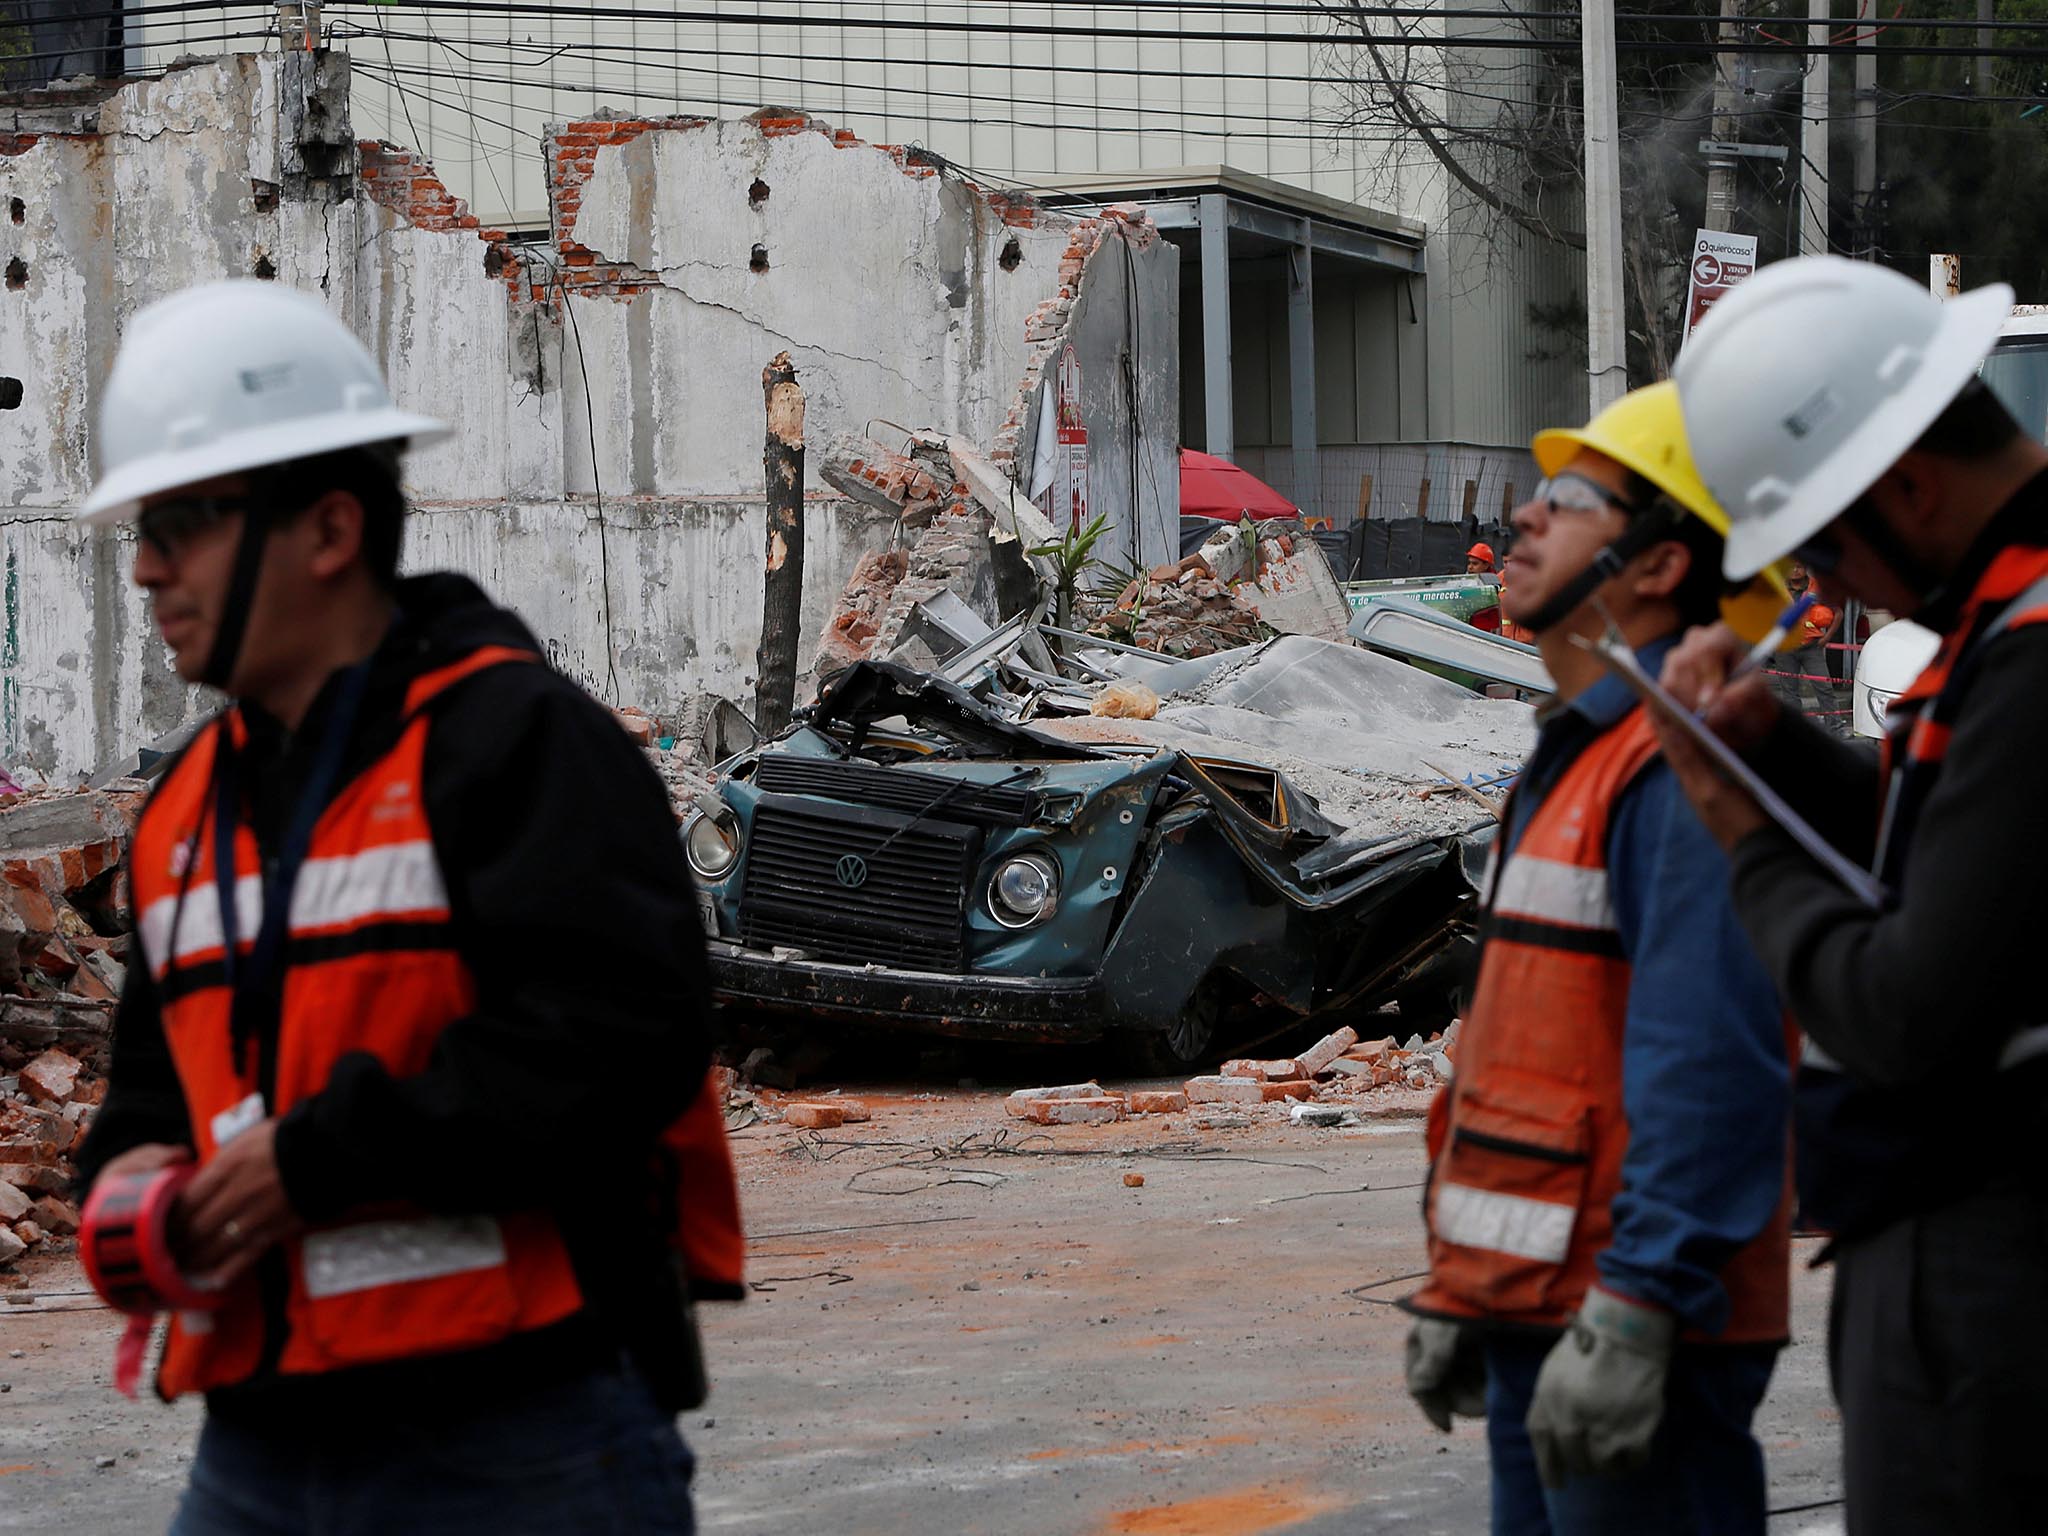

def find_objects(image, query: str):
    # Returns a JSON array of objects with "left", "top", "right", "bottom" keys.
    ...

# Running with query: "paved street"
[{"left": 2, "top": 1082, "right": 1843, "bottom": 1535}]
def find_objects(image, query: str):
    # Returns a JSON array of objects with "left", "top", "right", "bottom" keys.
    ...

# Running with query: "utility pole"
[
  {"left": 754, "top": 352, "right": 806, "bottom": 739},
  {"left": 1800, "top": 0, "right": 1831, "bottom": 256},
  {"left": 1853, "top": 18, "right": 1877, "bottom": 254},
  {"left": 1583, "top": 0, "right": 1628, "bottom": 411},
  {"left": 1704, "top": 0, "right": 1746, "bottom": 231},
  {"left": 1978, "top": 0, "right": 1996, "bottom": 94}
]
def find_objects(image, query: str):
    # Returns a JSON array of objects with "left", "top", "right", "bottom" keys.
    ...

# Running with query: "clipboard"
[{"left": 1574, "top": 631, "right": 1891, "bottom": 910}]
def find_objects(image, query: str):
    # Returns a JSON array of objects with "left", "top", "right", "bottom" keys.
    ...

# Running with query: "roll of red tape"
[{"left": 79, "top": 1164, "right": 223, "bottom": 1316}]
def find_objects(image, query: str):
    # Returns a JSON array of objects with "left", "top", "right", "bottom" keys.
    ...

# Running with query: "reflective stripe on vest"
[
  {"left": 1410, "top": 706, "right": 1793, "bottom": 1341},
  {"left": 129, "top": 647, "right": 585, "bottom": 1398}
]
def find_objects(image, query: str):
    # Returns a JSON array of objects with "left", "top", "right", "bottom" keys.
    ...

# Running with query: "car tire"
[{"left": 1119, "top": 990, "right": 1220, "bottom": 1075}]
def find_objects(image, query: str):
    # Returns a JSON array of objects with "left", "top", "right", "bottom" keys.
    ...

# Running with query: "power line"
[{"left": 120, "top": 1, "right": 2048, "bottom": 60}]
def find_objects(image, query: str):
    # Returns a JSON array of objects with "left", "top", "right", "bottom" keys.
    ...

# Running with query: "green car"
[{"left": 688, "top": 637, "right": 1529, "bottom": 1069}]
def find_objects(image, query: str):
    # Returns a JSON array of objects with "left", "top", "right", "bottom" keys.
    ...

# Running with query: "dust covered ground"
[{"left": 0, "top": 1062, "right": 1843, "bottom": 1535}]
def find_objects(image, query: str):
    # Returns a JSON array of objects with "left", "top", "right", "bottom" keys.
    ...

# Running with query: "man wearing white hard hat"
[
  {"left": 1655, "top": 254, "right": 2048, "bottom": 1532},
  {"left": 73, "top": 281, "right": 734, "bottom": 1534}
]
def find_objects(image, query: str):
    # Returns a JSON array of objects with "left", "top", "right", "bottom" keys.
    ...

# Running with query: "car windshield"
[{"left": 1981, "top": 336, "right": 2048, "bottom": 445}]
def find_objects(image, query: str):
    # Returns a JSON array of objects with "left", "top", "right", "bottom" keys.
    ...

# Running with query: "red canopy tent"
[{"left": 1179, "top": 449, "right": 1299, "bottom": 521}]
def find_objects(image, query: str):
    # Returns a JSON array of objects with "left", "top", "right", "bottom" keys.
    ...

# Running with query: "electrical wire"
[{"left": 104, "top": 0, "right": 2048, "bottom": 60}]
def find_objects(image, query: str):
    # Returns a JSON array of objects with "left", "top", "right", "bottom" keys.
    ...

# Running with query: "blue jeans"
[
  {"left": 168, "top": 1364, "right": 695, "bottom": 1536},
  {"left": 1483, "top": 1335, "right": 1775, "bottom": 1536}
]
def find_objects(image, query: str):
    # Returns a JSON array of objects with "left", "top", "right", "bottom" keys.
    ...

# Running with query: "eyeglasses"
[
  {"left": 136, "top": 496, "right": 247, "bottom": 559},
  {"left": 1532, "top": 473, "right": 1640, "bottom": 518}
]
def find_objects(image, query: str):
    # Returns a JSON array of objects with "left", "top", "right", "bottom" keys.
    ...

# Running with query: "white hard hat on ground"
[
  {"left": 79, "top": 280, "right": 447, "bottom": 525},
  {"left": 1673, "top": 255, "right": 2012, "bottom": 579}
]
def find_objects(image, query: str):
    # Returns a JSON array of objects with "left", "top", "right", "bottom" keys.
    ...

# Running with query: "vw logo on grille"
[{"left": 835, "top": 853, "right": 870, "bottom": 889}]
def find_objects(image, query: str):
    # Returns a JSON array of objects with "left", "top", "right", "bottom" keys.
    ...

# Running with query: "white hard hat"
[
  {"left": 79, "top": 280, "right": 447, "bottom": 525},
  {"left": 1674, "top": 255, "right": 2012, "bottom": 579}
]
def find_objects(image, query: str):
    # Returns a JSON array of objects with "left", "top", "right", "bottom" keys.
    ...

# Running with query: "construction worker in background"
[
  {"left": 1404, "top": 382, "right": 1794, "bottom": 1535},
  {"left": 1657, "top": 256, "right": 2048, "bottom": 1532},
  {"left": 1467, "top": 541, "right": 1499, "bottom": 577},
  {"left": 73, "top": 281, "right": 735, "bottom": 1535},
  {"left": 1767, "top": 562, "right": 1841, "bottom": 723}
]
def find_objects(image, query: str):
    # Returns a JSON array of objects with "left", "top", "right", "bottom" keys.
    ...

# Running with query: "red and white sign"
[
  {"left": 1682, "top": 229, "right": 1758, "bottom": 348},
  {"left": 1054, "top": 343, "right": 1089, "bottom": 530}
]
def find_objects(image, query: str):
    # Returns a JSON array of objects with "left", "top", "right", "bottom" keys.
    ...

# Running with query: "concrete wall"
[{"left": 0, "top": 56, "right": 1180, "bottom": 782}]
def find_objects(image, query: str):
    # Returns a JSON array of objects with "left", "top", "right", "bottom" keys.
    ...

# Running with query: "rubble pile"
[
  {"left": 0, "top": 784, "right": 143, "bottom": 1271},
  {"left": 1001, "top": 1022, "right": 1461, "bottom": 1129},
  {"left": 1081, "top": 517, "right": 1352, "bottom": 658},
  {"left": 0, "top": 1046, "right": 97, "bottom": 1269},
  {"left": 1086, "top": 549, "right": 1270, "bottom": 657}
]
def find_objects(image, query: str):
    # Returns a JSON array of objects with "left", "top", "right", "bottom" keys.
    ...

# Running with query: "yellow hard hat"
[{"left": 1530, "top": 381, "right": 1793, "bottom": 646}]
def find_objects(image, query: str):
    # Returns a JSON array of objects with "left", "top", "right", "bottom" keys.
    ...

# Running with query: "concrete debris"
[
  {"left": 1077, "top": 517, "right": 1349, "bottom": 659},
  {"left": 1085, "top": 566, "right": 1269, "bottom": 658},
  {"left": 987, "top": 1020, "right": 1458, "bottom": 1138},
  {"left": 1123, "top": 1173, "right": 1146, "bottom": 1188},
  {"left": 1288, "top": 1103, "right": 1350, "bottom": 1128}
]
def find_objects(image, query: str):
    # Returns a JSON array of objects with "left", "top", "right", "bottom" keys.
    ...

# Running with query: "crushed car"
[{"left": 687, "top": 633, "right": 1532, "bottom": 1068}]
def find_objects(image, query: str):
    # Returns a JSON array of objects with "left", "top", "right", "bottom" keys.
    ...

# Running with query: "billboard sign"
[{"left": 1682, "top": 229, "right": 1759, "bottom": 347}]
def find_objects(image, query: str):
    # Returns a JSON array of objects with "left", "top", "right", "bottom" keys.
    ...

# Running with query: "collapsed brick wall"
[
  {"left": 988, "top": 205, "right": 1160, "bottom": 473},
  {"left": 356, "top": 139, "right": 526, "bottom": 295}
]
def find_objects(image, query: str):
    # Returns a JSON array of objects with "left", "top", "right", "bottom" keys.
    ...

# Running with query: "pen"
[{"left": 1726, "top": 592, "right": 1819, "bottom": 685}]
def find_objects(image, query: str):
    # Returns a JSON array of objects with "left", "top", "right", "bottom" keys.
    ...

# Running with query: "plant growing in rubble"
[{"left": 1031, "top": 512, "right": 1112, "bottom": 631}]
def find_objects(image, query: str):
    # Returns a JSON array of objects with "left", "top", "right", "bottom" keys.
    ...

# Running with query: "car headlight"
[
  {"left": 1867, "top": 688, "right": 1898, "bottom": 727},
  {"left": 988, "top": 852, "right": 1059, "bottom": 928},
  {"left": 684, "top": 810, "right": 742, "bottom": 880}
]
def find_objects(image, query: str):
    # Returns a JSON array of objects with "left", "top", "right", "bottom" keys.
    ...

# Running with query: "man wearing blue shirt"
[{"left": 1404, "top": 383, "right": 1795, "bottom": 1536}]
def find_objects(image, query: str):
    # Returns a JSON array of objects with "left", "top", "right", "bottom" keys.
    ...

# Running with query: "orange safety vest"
[
  {"left": 1878, "top": 546, "right": 2048, "bottom": 882},
  {"left": 129, "top": 645, "right": 743, "bottom": 1398},
  {"left": 1409, "top": 708, "right": 1791, "bottom": 1340}
]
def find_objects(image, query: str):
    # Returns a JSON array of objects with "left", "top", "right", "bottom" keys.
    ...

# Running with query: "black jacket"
[
  {"left": 1732, "top": 470, "right": 2048, "bottom": 1235},
  {"left": 77, "top": 573, "right": 715, "bottom": 1417}
]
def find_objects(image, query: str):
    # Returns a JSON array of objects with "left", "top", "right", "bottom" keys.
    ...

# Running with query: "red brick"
[
  {"left": 28, "top": 1195, "right": 77, "bottom": 1235},
  {"left": 1126, "top": 1090, "right": 1187, "bottom": 1115},
  {"left": 1296, "top": 1026, "right": 1360, "bottom": 1078},
  {"left": 1220, "top": 1058, "right": 1302, "bottom": 1082},
  {"left": 12, "top": 1220, "right": 42, "bottom": 1246},
  {"left": 19, "top": 1048, "right": 80, "bottom": 1105},
  {"left": 1186, "top": 1076, "right": 1313, "bottom": 1105},
  {"left": 783, "top": 1102, "right": 847, "bottom": 1130},
  {"left": 1123, "top": 1172, "right": 1145, "bottom": 1188},
  {"left": 1015, "top": 1096, "right": 1124, "bottom": 1126}
]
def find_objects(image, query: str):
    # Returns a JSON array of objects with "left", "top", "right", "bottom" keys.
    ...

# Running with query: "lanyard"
[{"left": 211, "top": 662, "right": 372, "bottom": 1090}]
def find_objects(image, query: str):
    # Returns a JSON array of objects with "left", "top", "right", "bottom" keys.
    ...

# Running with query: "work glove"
[
  {"left": 1525, "top": 1286, "right": 1675, "bottom": 1489},
  {"left": 1404, "top": 1317, "right": 1488, "bottom": 1432}
]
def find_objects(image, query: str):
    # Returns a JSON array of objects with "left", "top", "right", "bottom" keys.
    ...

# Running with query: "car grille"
[
  {"left": 752, "top": 755, "right": 1037, "bottom": 826},
  {"left": 738, "top": 794, "right": 975, "bottom": 971}
]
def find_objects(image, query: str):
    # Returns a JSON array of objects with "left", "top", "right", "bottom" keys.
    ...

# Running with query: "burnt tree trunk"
[{"left": 753, "top": 351, "right": 806, "bottom": 737}]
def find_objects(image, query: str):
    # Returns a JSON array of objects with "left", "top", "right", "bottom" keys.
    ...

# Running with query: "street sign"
[
  {"left": 1054, "top": 343, "right": 1090, "bottom": 531},
  {"left": 1681, "top": 229, "right": 1759, "bottom": 348}
]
